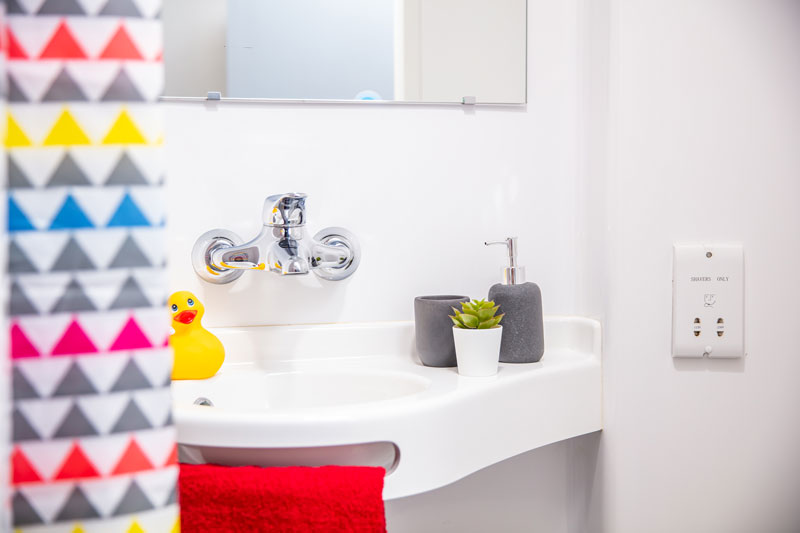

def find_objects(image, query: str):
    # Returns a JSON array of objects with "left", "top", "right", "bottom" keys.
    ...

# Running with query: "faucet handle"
[{"left": 263, "top": 193, "right": 307, "bottom": 227}]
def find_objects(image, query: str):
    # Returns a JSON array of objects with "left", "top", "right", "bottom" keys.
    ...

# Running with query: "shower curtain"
[{"left": 5, "top": 1, "right": 177, "bottom": 530}]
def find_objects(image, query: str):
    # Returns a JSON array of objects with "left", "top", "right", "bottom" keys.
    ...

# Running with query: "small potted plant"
[{"left": 450, "top": 299, "right": 504, "bottom": 376}]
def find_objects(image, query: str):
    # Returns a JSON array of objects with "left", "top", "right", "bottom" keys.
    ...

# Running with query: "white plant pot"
[{"left": 452, "top": 326, "right": 503, "bottom": 377}]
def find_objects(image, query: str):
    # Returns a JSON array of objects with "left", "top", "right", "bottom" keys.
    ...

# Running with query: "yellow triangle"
[
  {"left": 127, "top": 520, "right": 146, "bottom": 533},
  {"left": 43, "top": 109, "right": 91, "bottom": 146},
  {"left": 171, "top": 517, "right": 181, "bottom": 533},
  {"left": 103, "top": 110, "right": 147, "bottom": 145},
  {"left": 71, "top": 526, "right": 86, "bottom": 533},
  {"left": 6, "top": 113, "right": 32, "bottom": 147}
]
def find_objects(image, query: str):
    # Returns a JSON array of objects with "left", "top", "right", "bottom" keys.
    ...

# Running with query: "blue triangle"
[
  {"left": 8, "top": 197, "right": 35, "bottom": 232},
  {"left": 50, "top": 195, "right": 94, "bottom": 230},
  {"left": 107, "top": 193, "right": 151, "bottom": 227}
]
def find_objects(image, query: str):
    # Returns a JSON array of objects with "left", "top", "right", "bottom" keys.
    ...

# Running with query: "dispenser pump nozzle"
[{"left": 485, "top": 237, "right": 526, "bottom": 285}]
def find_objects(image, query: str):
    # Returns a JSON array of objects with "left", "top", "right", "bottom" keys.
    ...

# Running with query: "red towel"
[{"left": 179, "top": 463, "right": 386, "bottom": 533}]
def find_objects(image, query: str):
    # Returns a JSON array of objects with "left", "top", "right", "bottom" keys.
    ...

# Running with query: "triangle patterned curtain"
[{"left": 4, "top": 0, "right": 177, "bottom": 530}]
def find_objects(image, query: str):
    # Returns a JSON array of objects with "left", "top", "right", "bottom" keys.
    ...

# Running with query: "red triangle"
[
  {"left": 112, "top": 439, "right": 155, "bottom": 475},
  {"left": 11, "top": 447, "right": 43, "bottom": 484},
  {"left": 51, "top": 320, "right": 98, "bottom": 356},
  {"left": 100, "top": 25, "right": 144, "bottom": 60},
  {"left": 164, "top": 443, "right": 178, "bottom": 466},
  {"left": 110, "top": 317, "right": 152, "bottom": 351},
  {"left": 11, "top": 324, "right": 40, "bottom": 359},
  {"left": 39, "top": 21, "right": 88, "bottom": 59},
  {"left": 54, "top": 443, "right": 100, "bottom": 480},
  {"left": 6, "top": 28, "right": 28, "bottom": 59}
]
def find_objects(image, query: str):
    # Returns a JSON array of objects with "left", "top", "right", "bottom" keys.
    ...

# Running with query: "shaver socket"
[{"left": 672, "top": 244, "right": 744, "bottom": 358}]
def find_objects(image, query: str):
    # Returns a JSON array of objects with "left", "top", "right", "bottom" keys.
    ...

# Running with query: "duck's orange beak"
[{"left": 174, "top": 310, "right": 197, "bottom": 324}]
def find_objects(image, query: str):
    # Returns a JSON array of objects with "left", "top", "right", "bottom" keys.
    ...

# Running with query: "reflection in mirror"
[{"left": 163, "top": 0, "right": 526, "bottom": 104}]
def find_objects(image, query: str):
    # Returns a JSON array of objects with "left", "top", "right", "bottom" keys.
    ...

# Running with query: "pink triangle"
[
  {"left": 51, "top": 320, "right": 98, "bottom": 356},
  {"left": 109, "top": 317, "right": 153, "bottom": 351},
  {"left": 11, "top": 324, "right": 40, "bottom": 359}
]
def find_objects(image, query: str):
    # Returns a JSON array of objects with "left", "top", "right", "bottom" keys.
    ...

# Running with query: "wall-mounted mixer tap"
[{"left": 191, "top": 193, "right": 360, "bottom": 284}]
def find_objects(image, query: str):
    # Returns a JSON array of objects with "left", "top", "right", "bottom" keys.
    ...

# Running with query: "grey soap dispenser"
[{"left": 485, "top": 237, "right": 544, "bottom": 363}]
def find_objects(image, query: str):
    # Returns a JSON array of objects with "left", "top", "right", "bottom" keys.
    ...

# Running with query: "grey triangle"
[
  {"left": 110, "top": 277, "right": 151, "bottom": 310},
  {"left": 42, "top": 68, "right": 88, "bottom": 101},
  {"left": 53, "top": 362, "right": 98, "bottom": 396},
  {"left": 10, "top": 282, "right": 38, "bottom": 316},
  {"left": 47, "top": 153, "right": 91, "bottom": 187},
  {"left": 12, "top": 492, "right": 44, "bottom": 526},
  {"left": 55, "top": 487, "right": 101, "bottom": 521},
  {"left": 111, "top": 359, "right": 152, "bottom": 391},
  {"left": 8, "top": 74, "right": 30, "bottom": 102},
  {"left": 113, "top": 481, "right": 154, "bottom": 516},
  {"left": 13, "top": 408, "right": 42, "bottom": 441},
  {"left": 102, "top": 69, "right": 145, "bottom": 102},
  {"left": 38, "top": 0, "right": 86, "bottom": 15},
  {"left": 9, "top": 241, "right": 38, "bottom": 273},
  {"left": 51, "top": 237, "right": 96, "bottom": 271},
  {"left": 166, "top": 483, "right": 177, "bottom": 505},
  {"left": 53, "top": 404, "right": 99, "bottom": 438},
  {"left": 51, "top": 279, "right": 97, "bottom": 313},
  {"left": 13, "top": 368, "right": 40, "bottom": 400},
  {"left": 6, "top": 0, "right": 27, "bottom": 15},
  {"left": 109, "top": 236, "right": 151, "bottom": 268},
  {"left": 99, "top": 0, "right": 142, "bottom": 17},
  {"left": 111, "top": 399, "right": 152, "bottom": 432},
  {"left": 106, "top": 153, "right": 148, "bottom": 185},
  {"left": 9, "top": 157, "right": 33, "bottom": 188}
]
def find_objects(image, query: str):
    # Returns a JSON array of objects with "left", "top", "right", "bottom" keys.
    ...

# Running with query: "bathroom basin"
[
  {"left": 173, "top": 369, "right": 429, "bottom": 410},
  {"left": 172, "top": 316, "right": 602, "bottom": 499}
]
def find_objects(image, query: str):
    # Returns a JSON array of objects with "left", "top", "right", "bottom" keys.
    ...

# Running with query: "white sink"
[
  {"left": 173, "top": 370, "right": 430, "bottom": 410},
  {"left": 172, "top": 316, "right": 602, "bottom": 499}
]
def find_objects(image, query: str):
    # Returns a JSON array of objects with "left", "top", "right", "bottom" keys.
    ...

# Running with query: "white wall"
[
  {"left": 164, "top": 0, "right": 580, "bottom": 330},
  {"left": 164, "top": 0, "right": 800, "bottom": 531},
  {"left": 594, "top": 1, "right": 800, "bottom": 532},
  {"left": 164, "top": 1, "right": 597, "bottom": 531}
]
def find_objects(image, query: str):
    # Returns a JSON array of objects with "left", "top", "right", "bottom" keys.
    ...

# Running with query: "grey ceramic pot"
[{"left": 414, "top": 295, "right": 470, "bottom": 367}]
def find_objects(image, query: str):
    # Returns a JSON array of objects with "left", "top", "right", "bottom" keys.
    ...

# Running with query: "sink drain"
[{"left": 193, "top": 397, "right": 214, "bottom": 407}]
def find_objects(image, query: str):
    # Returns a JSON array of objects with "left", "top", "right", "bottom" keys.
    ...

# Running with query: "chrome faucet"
[{"left": 191, "top": 193, "right": 360, "bottom": 284}]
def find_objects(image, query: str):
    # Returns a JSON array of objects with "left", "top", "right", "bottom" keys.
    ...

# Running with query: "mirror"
[{"left": 163, "top": 0, "right": 526, "bottom": 104}]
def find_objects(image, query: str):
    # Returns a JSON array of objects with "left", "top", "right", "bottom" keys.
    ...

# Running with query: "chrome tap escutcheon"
[{"left": 191, "top": 193, "right": 360, "bottom": 284}]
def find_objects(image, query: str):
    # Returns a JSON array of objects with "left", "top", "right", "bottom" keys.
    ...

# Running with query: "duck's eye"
[
  {"left": 171, "top": 304, "right": 178, "bottom": 312},
  {"left": 187, "top": 298, "right": 194, "bottom": 307}
]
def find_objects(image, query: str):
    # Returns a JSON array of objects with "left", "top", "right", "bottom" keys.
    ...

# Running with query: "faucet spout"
[{"left": 266, "top": 233, "right": 311, "bottom": 275}]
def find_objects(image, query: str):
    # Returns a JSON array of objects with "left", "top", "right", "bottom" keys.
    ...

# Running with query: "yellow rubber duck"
[{"left": 169, "top": 291, "right": 224, "bottom": 380}]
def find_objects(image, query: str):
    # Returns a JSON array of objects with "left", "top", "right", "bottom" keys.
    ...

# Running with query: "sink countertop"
[{"left": 172, "top": 316, "right": 602, "bottom": 499}]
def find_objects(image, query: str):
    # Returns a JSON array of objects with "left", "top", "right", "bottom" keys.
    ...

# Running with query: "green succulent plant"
[{"left": 450, "top": 299, "right": 504, "bottom": 329}]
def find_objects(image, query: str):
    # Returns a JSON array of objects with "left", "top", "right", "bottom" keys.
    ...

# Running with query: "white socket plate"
[{"left": 672, "top": 243, "right": 744, "bottom": 358}]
